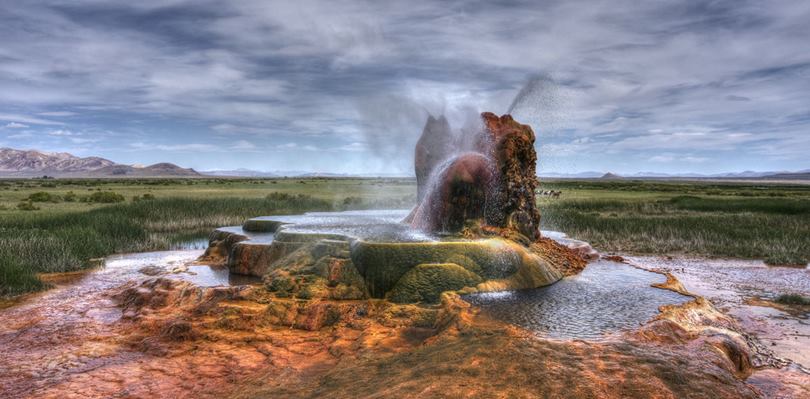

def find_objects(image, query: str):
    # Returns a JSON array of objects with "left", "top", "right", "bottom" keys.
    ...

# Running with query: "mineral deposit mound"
[
  {"left": 203, "top": 113, "right": 586, "bottom": 304},
  {"left": 409, "top": 112, "right": 542, "bottom": 239}
]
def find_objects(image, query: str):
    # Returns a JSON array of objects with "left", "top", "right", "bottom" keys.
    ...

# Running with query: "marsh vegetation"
[
  {"left": 538, "top": 180, "right": 810, "bottom": 266},
  {"left": 1, "top": 177, "right": 808, "bottom": 296}
]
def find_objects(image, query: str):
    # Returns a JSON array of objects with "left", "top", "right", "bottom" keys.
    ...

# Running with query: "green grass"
[
  {"left": 0, "top": 177, "right": 418, "bottom": 297},
  {"left": 539, "top": 180, "right": 810, "bottom": 263},
  {"left": 774, "top": 293, "right": 810, "bottom": 306},
  {"left": 1, "top": 177, "right": 809, "bottom": 297},
  {"left": 0, "top": 194, "right": 332, "bottom": 296}
]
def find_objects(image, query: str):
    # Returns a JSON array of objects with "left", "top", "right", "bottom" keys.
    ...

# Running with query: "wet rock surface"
[
  {"left": 0, "top": 250, "right": 770, "bottom": 398},
  {"left": 628, "top": 256, "right": 810, "bottom": 398},
  {"left": 204, "top": 210, "right": 576, "bottom": 303},
  {"left": 410, "top": 112, "right": 541, "bottom": 237},
  {"left": 628, "top": 256, "right": 810, "bottom": 369}
]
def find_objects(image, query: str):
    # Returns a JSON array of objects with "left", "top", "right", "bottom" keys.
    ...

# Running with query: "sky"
[{"left": 0, "top": 0, "right": 809, "bottom": 175}]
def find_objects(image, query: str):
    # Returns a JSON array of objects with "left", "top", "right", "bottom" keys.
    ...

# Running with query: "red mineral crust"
[{"left": 410, "top": 112, "right": 541, "bottom": 239}]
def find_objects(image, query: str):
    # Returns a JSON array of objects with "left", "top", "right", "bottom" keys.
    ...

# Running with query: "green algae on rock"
[
  {"left": 201, "top": 113, "right": 584, "bottom": 303},
  {"left": 351, "top": 238, "right": 562, "bottom": 298},
  {"left": 204, "top": 218, "right": 569, "bottom": 304},
  {"left": 388, "top": 263, "right": 483, "bottom": 303}
]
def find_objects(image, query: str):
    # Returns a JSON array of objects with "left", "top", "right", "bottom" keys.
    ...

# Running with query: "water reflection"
[
  {"left": 464, "top": 261, "right": 690, "bottom": 341},
  {"left": 169, "top": 238, "right": 210, "bottom": 250},
  {"left": 167, "top": 265, "right": 261, "bottom": 287}
]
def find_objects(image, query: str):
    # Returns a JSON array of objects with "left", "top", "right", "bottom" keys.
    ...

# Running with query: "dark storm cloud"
[{"left": 0, "top": 0, "right": 809, "bottom": 174}]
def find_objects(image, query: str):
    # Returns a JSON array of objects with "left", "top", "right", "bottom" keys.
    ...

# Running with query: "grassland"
[
  {"left": 537, "top": 180, "right": 810, "bottom": 265},
  {"left": 1, "top": 177, "right": 808, "bottom": 297},
  {"left": 0, "top": 178, "right": 413, "bottom": 296}
]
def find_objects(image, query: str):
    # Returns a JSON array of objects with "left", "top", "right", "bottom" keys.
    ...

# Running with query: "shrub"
[
  {"left": 0, "top": 256, "right": 45, "bottom": 297},
  {"left": 63, "top": 191, "right": 77, "bottom": 202},
  {"left": 28, "top": 192, "right": 53, "bottom": 202},
  {"left": 266, "top": 192, "right": 294, "bottom": 201},
  {"left": 17, "top": 201, "right": 39, "bottom": 211},
  {"left": 132, "top": 193, "right": 155, "bottom": 202},
  {"left": 774, "top": 293, "right": 810, "bottom": 306},
  {"left": 764, "top": 253, "right": 808, "bottom": 266},
  {"left": 87, "top": 191, "right": 125, "bottom": 203},
  {"left": 342, "top": 196, "right": 363, "bottom": 207}
]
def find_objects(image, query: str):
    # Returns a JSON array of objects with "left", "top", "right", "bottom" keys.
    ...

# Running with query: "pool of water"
[
  {"left": 170, "top": 238, "right": 210, "bottom": 250},
  {"left": 165, "top": 265, "right": 262, "bottom": 287},
  {"left": 464, "top": 260, "right": 690, "bottom": 340},
  {"left": 104, "top": 250, "right": 261, "bottom": 288},
  {"left": 235, "top": 209, "right": 579, "bottom": 245},
  {"left": 249, "top": 209, "right": 436, "bottom": 242}
]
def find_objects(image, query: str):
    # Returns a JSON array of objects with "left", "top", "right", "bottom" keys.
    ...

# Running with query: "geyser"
[
  {"left": 409, "top": 112, "right": 542, "bottom": 239},
  {"left": 203, "top": 112, "right": 586, "bottom": 304}
]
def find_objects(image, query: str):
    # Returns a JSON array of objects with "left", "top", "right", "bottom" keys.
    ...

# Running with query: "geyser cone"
[
  {"left": 481, "top": 112, "right": 541, "bottom": 238},
  {"left": 409, "top": 112, "right": 541, "bottom": 239},
  {"left": 410, "top": 152, "right": 496, "bottom": 233},
  {"left": 414, "top": 115, "right": 454, "bottom": 202}
]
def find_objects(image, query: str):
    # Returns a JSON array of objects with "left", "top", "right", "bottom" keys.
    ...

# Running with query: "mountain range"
[
  {"left": 0, "top": 148, "right": 200, "bottom": 177},
  {"left": 540, "top": 170, "right": 810, "bottom": 180},
  {"left": 1, "top": 147, "right": 807, "bottom": 180}
]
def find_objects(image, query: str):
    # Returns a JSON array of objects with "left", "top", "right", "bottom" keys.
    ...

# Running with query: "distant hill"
[
  {"left": 199, "top": 169, "right": 408, "bottom": 178},
  {"left": 540, "top": 169, "right": 810, "bottom": 181},
  {"left": 539, "top": 171, "right": 603, "bottom": 178},
  {"left": 761, "top": 172, "right": 810, "bottom": 180},
  {"left": 90, "top": 163, "right": 200, "bottom": 177},
  {"left": 202, "top": 168, "right": 279, "bottom": 177},
  {"left": 600, "top": 172, "right": 623, "bottom": 180},
  {"left": 0, "top": 147, "right": 115, "bottom": 174},
  {"left": 0, "top": 148, "right": 199, "bottom": 177}
]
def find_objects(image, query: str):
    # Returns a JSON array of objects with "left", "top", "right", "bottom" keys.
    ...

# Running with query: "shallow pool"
[{"left": 464, "top": 260, "right": 690, "bottom": 340}]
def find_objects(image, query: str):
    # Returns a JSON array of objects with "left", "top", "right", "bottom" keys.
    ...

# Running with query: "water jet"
[{"left": 203, "top": 112, "right": 586, "bottom": 303}]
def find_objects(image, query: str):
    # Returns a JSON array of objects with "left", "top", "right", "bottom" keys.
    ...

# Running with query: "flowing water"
[
  {"left": 627, "top": 256, "right": 810, "bottom": 370},
  {"left": 169, "top": 238, "right": 210, "bottom": 250},
  {"left": 464, "top": 260, "right": 690, "bottom": 341},
  {"left": 247, "top": 209, "right": 434, "bottom": 242}
]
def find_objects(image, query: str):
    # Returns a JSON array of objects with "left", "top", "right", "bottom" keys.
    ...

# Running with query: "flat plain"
[{"left": 1, "top": 177, "right": 808, "bottom": 296}]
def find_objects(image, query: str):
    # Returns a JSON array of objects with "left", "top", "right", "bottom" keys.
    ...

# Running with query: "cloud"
[
  {"left": 129, "top": 142, "right": 219, "bottom": 152},
  {"left": 275, "top": 142, "right": 318, "bottom": 151},
  {"left": 7, "top": 132, "right": 33, "bottom": 139},
  {"left": 48, "top": 129, "right": 75, "bottom": 136},
  {"left": 725, "top": 95, "right": 751, "bottom": 102},
  {"left": 649, "top": 155, "right": 675, "bottom": 163},
  {"left": 1, "top": 0, "right": 809, "bottom": 173},
  {"left": 649, "top": 154, "right": 708, "bottom": 163},
  {"left": 3, "top": 122, "right": 29, "bottom": 128},
  {"left": 231, "top": 139, "right": 257, "bottom": 150},
  {"left": 37, "top": 111, "right": 78, "bottom": 117},
  {"left": 0, "top": 113, "right": 63, "bottom": 126},
  {"left": 336, "top": 142, "right": 366, "bottom": 152},
  {"left": 68, "top": 137, "right": 100, "bottom": 144},
  {"left": 210, "top": 123, "right": 275, "bottom": 135}
]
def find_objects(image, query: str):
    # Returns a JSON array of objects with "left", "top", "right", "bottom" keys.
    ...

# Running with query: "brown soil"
[
  {"left": 531, "top": 237, "right": 588, "bottom": 276},
  {"left": 744, "top": 297, "right": 810, "bottom": 318},
  {"left": 0, "top": 272, "right": 775, "bottom": 398}
]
